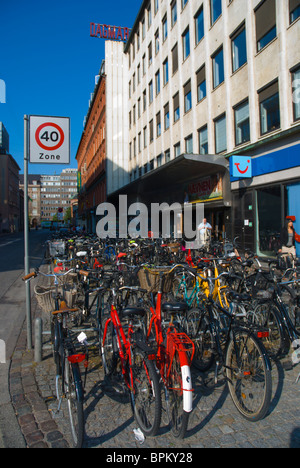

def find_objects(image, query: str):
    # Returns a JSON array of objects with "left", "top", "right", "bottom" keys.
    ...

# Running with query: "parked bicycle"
[{"left": 23, "top": 267, "right": 89, "bottom": 448}]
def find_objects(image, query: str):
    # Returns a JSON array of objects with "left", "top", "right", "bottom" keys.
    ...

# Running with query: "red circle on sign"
[{"left": 35, "top": 122, "right": 64, "bottom": 151}]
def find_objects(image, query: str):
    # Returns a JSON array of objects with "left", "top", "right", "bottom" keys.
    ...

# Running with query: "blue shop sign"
[{"left": 230, "top": 156, "right": 252, "bottom": 179}]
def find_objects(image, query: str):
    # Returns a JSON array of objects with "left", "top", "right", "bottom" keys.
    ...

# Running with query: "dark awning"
[{"left": 108, "top": 153, "right": 231, "bottom": 206}]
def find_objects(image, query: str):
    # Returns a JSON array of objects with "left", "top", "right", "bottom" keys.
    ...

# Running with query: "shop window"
[
  {"left": 256, "top": 185, "right": 282, "bottom": 256},
  {"left": 259, "top": 80, "right": 280, "bottom": 135},
  {"left": 214, "top": 114, "right": 227, "bottom": 153},
  {"left": 234, "top": 99, "right": 250, "bottom": 145},
  {"left": 231, "top": 23, "right": 247, "bottom": 73},
  {"left": 196, "top": 65, "right": 206, "bottom": 102},
  {"left": 255, "top": 0, "right": 276, "bottom": 52},
  {"left": 289, "top": 0, "right": 300, "bottom": 23},
  {"left": 292, "top": 66, "right": 300, "bottom": 121},
  {"left": 212, "top": 46, "right": 224, "bottom": 89}
]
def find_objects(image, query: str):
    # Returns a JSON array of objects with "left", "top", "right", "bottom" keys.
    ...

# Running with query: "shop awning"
[{"left": 108, "top": 153, "right": 231, "bottom": 206}]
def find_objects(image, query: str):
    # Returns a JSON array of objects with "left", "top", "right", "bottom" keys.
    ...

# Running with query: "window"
[
  {"left": 155, "top": 69, "right": 160, "bottom": 95},
  {"left": 171, "top": 0, "right": 177, "bottom": 27},
  {"left": 147, "top": 2, "right": 152, "bottom": 28},
  {"left": 292, "top": 66, "right": 300, "bottom": 121},
  {"left": 149, "top": 80, "right": 153, "bottom": 104},
  {"left": 142, "top": 17, "right": 146, "bottom": 39},
  {"left": 184, "top": 80, "right": 192, "bottom": 113},
  {"left": 234, "top": 100, "right": 250, "bottom": 146},
  {"left": 212, "top": 47, "right": 224, "bottom": 89},
  {"left": 156, "top": 112, "right": 161, "bottom": 137},
  {"left": 165, "top": 149, "right": 171, "bottom": 163},
  {"left": 162, "top": 15, "right": 168, "bottom": 42},
  {"left": 149, "top": 119, "right": 154, "bottom": 142},
  {"left": 210, "top": 0, "right": 222, "bottom": 25},
  {"left": 138, "top": 132, "right": 141, "bottom": 152},
  {"left": 154, "top": 0, "right": 159, "bottom": 15},
  {"left": 173, "top": 92, "right": 180, "bottom": 122},
  {"left": 198, "top": 125, "right": 208, "bottom": 154},
  {"left": 142, "top": 54, "right": 146, "bottom": 75},
  {"left": 157, "top": 153, "right": 163, "bottom": 167},
  {"left": 172, "top": 43, "right": 178, "bottom": 74},
  {"left": 196, "top": 65, "right": 206, "bottom": 102},
  {"left": 164, "top": 102, "right": 170, "bottom": 130},
  {"left": 174, "top": 142, "right": 181, "bottom": 157},
  {"left": 195, "top": 6, "right": 204, "bottom": 45},
  {"left": 185, "top": 134, "right": 193, "bottom": 154},
  {"left": 148, "top": 42, "right": 152, "bottom": 66},
  {"left": 163, "top": 58, "right": 169, "bottom": 85},
  {"left": 231, "top": 24, "right": 247, "bottom": 73},
  {"left": 182, "top": 27, "right": 190, "bottom": 60},
  {"left": 155, "top": 29, "right": 159, "bottom": 54},
  {"left": 255, "top": 0, "right": 276, "bottom": 52},
  {"left": 214, "top": 114, "right": 227, "bottom": 153},
  {"left": 259, "top": 81, "right": 280, "bottom": 135},
  {"left": 290, "top": 0, "right": 300, "bottom": 23},
  {"left": 143, "top": 89, "right": 147, "bottom": 111},
  {"left": 143, "top": 126, "right": 147, "bottom": 148},
  {"left": 182, "top": 0, "right": 188, "bottom": 8}
]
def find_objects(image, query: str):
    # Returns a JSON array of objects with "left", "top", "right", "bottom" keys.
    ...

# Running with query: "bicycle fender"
[
  {"left": 181, "top": 365, "right": 193, "bottom": 413},
  {"left": 71, "top": 363, "right": 85, "bottom": 402}
]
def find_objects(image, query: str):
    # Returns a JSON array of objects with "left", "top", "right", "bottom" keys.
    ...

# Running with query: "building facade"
[
  {"left": 76, "top": 61, "right": 107, "bottom": 232},
  {"left": 0, "top": 151, "right": 21, "bottom": 232},
  {"left": 40, "top": 168, "right": 78, "bottom": 224},
  {"left": 114, "top": 0, "right": 300, "bottom": 254},
  {"left": 19, "top": 174, "right": 41, "bottom": 227}
]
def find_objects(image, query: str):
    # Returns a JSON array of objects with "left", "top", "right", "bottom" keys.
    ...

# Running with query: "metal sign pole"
[{"left": 24, "top": 115, "right": 32, "bottom": 350}]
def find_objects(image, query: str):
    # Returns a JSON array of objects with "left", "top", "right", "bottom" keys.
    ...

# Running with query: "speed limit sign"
[{"left": 29, "top": 115, "right": 70, "bottom": 164}]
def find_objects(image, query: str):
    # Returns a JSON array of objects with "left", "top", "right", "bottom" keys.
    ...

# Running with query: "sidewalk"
[{"left": 8, "top": 262, "right": 300, "bottom": 449}]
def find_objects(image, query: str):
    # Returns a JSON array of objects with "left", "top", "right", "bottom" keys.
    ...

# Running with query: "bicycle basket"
[
  {"left": 34, "top": 284, "right": 78, "bottom": 313},
  {"left": 138, "top": 267, "right": 174, "bottom": 293},
  {"left": 48, "top": 241, "right": 66, "bottom": 257}
]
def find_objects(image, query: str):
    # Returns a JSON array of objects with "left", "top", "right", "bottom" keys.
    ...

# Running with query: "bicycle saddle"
[
  {"left": 121, "top": 307, "right": 146, "bottom": 318},
  {"left": 162, "top": 302, "right": 188, "bottom": 314}
]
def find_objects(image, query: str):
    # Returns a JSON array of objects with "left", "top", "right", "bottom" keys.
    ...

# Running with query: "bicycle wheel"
[
  {"left": 130, "top": 346, "right": 162, "bottom": 436},
  {"left": 225, "top": 330, "right": 272, "bottom": 422},
  {"left": 167, "top": 349, "right": 191, "bottom": 439},
  {"left": 100, "top": 318, "right": 118, "bottom": 375},
  {"left": 64, "top": 355, "right": 84, "bottom": 448},
  {"left": 186, "top": 308, "right": 215, "bottom": 372},
  {"left": 250, "top": 301, "right": 289, "bottom": 358}
]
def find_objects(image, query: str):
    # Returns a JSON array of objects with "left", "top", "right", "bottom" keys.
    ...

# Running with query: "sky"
[{"left": 0, "top": 0, "right": 141, "bottom": 175}]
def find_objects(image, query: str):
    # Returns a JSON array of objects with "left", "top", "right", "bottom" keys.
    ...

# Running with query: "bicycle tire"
[
  {"left": 167, "top": 348, "right": 192, "bottom": 439},
  {"left": 64, "top": 355, "right": 84, "bottom": 448},
  {"left": 250, "top": 300, "right": 289, "bottom": 358},
  {"left": 225, "top": 330, "right": 272, "bottom": 422},
  {"left": 186, "top": 308, "right": 215, "bottom": 372},
  {"left": 130, "top": 345, "right": 162, "bottom": 436},
  {"left": 100, "top": 317, "right": 118, "bottom": 375}
]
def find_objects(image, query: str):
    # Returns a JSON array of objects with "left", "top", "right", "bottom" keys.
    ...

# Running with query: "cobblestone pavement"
[{"left": 10, "top": 264, "right": 300, "bottom": 449}]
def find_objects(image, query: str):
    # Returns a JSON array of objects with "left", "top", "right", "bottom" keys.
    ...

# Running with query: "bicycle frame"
[{"left": 147, "top": 274, "right": 194, "bottom": 412}]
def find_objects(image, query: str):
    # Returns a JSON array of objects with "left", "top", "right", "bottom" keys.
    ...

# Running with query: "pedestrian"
[
  {"left": 197, "top": 218, "right": 212, "bottom": 244},
  {"left": 279, "top": 218, "right": 296, "bottom": 259}
]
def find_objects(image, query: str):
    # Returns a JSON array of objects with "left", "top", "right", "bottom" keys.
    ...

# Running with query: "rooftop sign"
[{"left": 90, "top": 23, "right": 131, "bottom": 42}]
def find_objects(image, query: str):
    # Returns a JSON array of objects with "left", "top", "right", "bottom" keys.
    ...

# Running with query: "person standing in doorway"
[{"left": 197, "top": 218, "right": 212, "bottom": 244}]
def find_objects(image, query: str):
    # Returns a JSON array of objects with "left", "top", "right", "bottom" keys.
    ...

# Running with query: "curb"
[{"left": 9, "top": 279, "right": 70, "bottom": 448}]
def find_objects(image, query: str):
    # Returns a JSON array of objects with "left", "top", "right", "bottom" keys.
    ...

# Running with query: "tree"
[{"left": 64, "top": 207, "right": 71, "bottom": 223}]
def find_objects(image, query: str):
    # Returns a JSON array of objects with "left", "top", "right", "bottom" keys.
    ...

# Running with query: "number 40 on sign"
[{"left": 29, "top": 115, "right": 70, "bottom": 164}]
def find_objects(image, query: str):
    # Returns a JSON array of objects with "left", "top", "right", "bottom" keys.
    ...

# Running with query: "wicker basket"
[
  {"left": 138, "top": 267, "right": 174, "bottom": 293},
  {"left": 34, "top": 284, "right": 77, "bottom": 313},
  {"left": 167, "top": 242, "right": 181, "bottom": 253}
]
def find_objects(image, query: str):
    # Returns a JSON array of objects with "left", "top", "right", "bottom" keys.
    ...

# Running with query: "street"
[{"left": 0, "top": 229, "right": 49, "bottom": 447}]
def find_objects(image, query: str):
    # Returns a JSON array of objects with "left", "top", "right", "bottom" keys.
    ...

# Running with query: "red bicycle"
[
  {"left": 140, "top": 264, "right": 195, "bottom": 439},
  {"left": 99, "top": 275, "right": 162, "bottom": 436}
]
